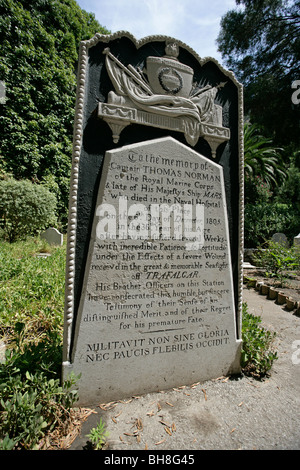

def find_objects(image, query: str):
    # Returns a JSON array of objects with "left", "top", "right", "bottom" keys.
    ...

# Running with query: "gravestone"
[
  {"left": 294, "top": 233, "right": 300, "bottom": 251},
  {"left": 271, "top": 232, "right": 289, "bottom": 247},
  {"left": 40, "top": 227, "right": 63, "bottom": 246},
  {"left": 62, "top": 32, "right": 244, "bottom": 405}
]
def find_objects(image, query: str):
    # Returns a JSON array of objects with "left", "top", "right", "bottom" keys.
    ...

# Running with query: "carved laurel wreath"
[{"left": 158, "top": 67, "right": 183, "bottom": 94}]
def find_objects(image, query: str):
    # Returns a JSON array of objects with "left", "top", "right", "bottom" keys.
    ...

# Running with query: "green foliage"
[
  {"left": 219, "top": 4, "right": 300, "bottom": 246},
  {"left": 274, "top": 150, "right": 300, "bottom": 212},
  {"left": 217, "top": 0, "right": 299, "bottom": 84},
  {"left": 0, "top": 361, "right": 79, "bottom": 450},
  {"left": 1, "top": 325, "right": 63, "bottom": 378},
  {"left": 0, "top": 434, "right": 18, "bottom": 450},
  {"left": 245, "top": 175, "right": 273, "bottom": 205},
  {"left": 252, "top": 240, "right": 300, "bottom": 285},
  {"left": 244, "top": 202, "right": 300, "bottom": 247},
  {"left": 244, "top": 134, "right": 300, "bottom": 247},
  {"left": 0, "top": 178, "right": 57, "bottom": 242},
  {"left": 0, "top": 237, "right": 66, "bottom": 342},
  {"left": 0, "top": 323, "right": 79, "bottom": 451},
  {"left": 0, "top": 236, "right": 79, "bottom": 450},
  {"left": 241, "top": 303, "right": 278, "bottom": 378},
  {"left": 244, "top": 121, "right": 286, "bottom": 188},
  {"left": 86, "top": 418, "right": 109, "bottom": 450},
  {"left": 0, "top": 0, "right": 110, "bottom": 227},
  {"left": 217, "top": 0, "right": 300, "bottom": 148}
]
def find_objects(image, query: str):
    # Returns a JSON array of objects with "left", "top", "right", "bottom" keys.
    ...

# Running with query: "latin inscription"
[{"left": 72, "top": 138, "right": 237, "bottom": 373}]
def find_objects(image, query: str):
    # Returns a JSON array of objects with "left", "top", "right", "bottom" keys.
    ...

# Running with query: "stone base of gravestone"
[
  {"left": 40, "top": 227, "right": 63, "bottom": 246},
  {"left": 63, "top": 137, "right": 242, "bottom": 405}
]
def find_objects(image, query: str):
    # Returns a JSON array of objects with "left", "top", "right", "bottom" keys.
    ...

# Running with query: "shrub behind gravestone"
[{"left": 0, "top": 179, "right": 57, "bottom": 242}]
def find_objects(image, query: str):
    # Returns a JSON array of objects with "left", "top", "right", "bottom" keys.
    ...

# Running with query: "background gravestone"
[
  {"left": 62, "top": 32, "right": 244, "bottom": 405},
  {"left": 294, "top": 233, "right": 300, "bottom": 250},
  {"left": 271, "top": 232, "right": 289, "bottom": 247},
  {"left": 40, "top": 227, "right": 63, "bottom": 246}
]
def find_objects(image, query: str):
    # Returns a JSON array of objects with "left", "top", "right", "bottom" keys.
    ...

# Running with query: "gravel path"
[{"left": 70, "top": 287, "right": 300, "bottom": 451}]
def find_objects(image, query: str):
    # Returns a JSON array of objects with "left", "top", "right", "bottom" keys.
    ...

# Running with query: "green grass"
[
  {"left": 0, "top": 237, "right": 78, "bottom": 450},
  {"left": 0, "top": 237, "right": 66, "bottom": 345},
  {"left": 0, "top": 237, "right": 278, "bottom": 448},
  {"left": 0, "top": 236, "right": 67, "bottom": 380}
]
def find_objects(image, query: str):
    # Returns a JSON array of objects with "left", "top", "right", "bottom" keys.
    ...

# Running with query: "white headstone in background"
[
  {"left": 294, "top": 233, "right": 300, "bottom": 250},
  {"left": 271, "top": 232, "right": 288, "bottom": 246},
  {"left": 65, "top": 137, "right": 242, "bottom": 404},
  {"left": 40, "top": 227, "right": 63, "bottom": 246}
]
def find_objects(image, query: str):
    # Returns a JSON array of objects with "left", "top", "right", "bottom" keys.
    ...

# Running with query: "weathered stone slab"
[
  {"left": 66, "top": 137, "right": 241, "bottom": 404},
  {"left": 62, "top": 32, "right": 244, "bottom": 406}
]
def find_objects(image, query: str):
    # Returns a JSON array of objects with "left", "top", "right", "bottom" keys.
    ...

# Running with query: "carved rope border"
[{"left": 63, "top": 32, "right": 244, "bottom": 362}]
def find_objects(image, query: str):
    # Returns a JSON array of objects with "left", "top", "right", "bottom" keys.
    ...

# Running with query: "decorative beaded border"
[
  {"left": 62, "top": 39, "right": 89, "bottom": 363},
  {"left": 63, "top": 32, "right": 244, "bottom": 362}
]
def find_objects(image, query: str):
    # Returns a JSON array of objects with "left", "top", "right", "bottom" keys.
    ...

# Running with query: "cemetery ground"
[
  {"left": 69, "top": 288, "right": 300, "bottom": 451},
  {"left": 0, "top": 237, "right": 300, "bottom": 450}
]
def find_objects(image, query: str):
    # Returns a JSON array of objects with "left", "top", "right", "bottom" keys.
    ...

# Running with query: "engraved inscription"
[{"left": 70, "top": 138, "right": 239, "bottom": 400}]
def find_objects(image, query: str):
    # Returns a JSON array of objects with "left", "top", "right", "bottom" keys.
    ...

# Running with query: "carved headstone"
[{"left": 62, "top": 33, "right": 244, "bottom": 405}]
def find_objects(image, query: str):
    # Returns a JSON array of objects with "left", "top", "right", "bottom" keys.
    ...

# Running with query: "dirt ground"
[{"left": 61, "top": 285, "right": 300, "bottom": 451}]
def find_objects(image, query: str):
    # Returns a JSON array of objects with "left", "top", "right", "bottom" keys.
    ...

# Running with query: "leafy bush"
[
  {"left": 253, "top": 240, "right": 300, "bottom": 286},
  {"left": 0, "top": 318, "right": 78, "bottom": 451},
  {"left": 245, "top": 174, "right": 273, "bottom": 205},
  {"left": 244, "top": 202, "right": 300, "bottom": 247},
  {"left": 0, "top": 1, "right": 109, "bottom": 226},
  {"left": 275, "top": 161, "right": 300, "bottom": 212},
  {"left": 0, "top": 179, "right": 57, "bottom": 242},
  {"left": 243, "top": 122, "right": 286, "bottom": 189},
  {"left": 0, "top": 348, "right": 78, "bottom": 450},
  {"left": 0, "top": 237, "right": 78, "bottom": 450},
  {"left": 241, "top": 303, "right": 278, "bottom": 378}
]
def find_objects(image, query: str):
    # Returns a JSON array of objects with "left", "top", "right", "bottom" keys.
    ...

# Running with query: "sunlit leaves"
[
  {"left": 0, "top": 0, "right": 109, "bottom": 226},
  {"left": 244, "top": 121, "right": 286, "bottom": 187}
]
